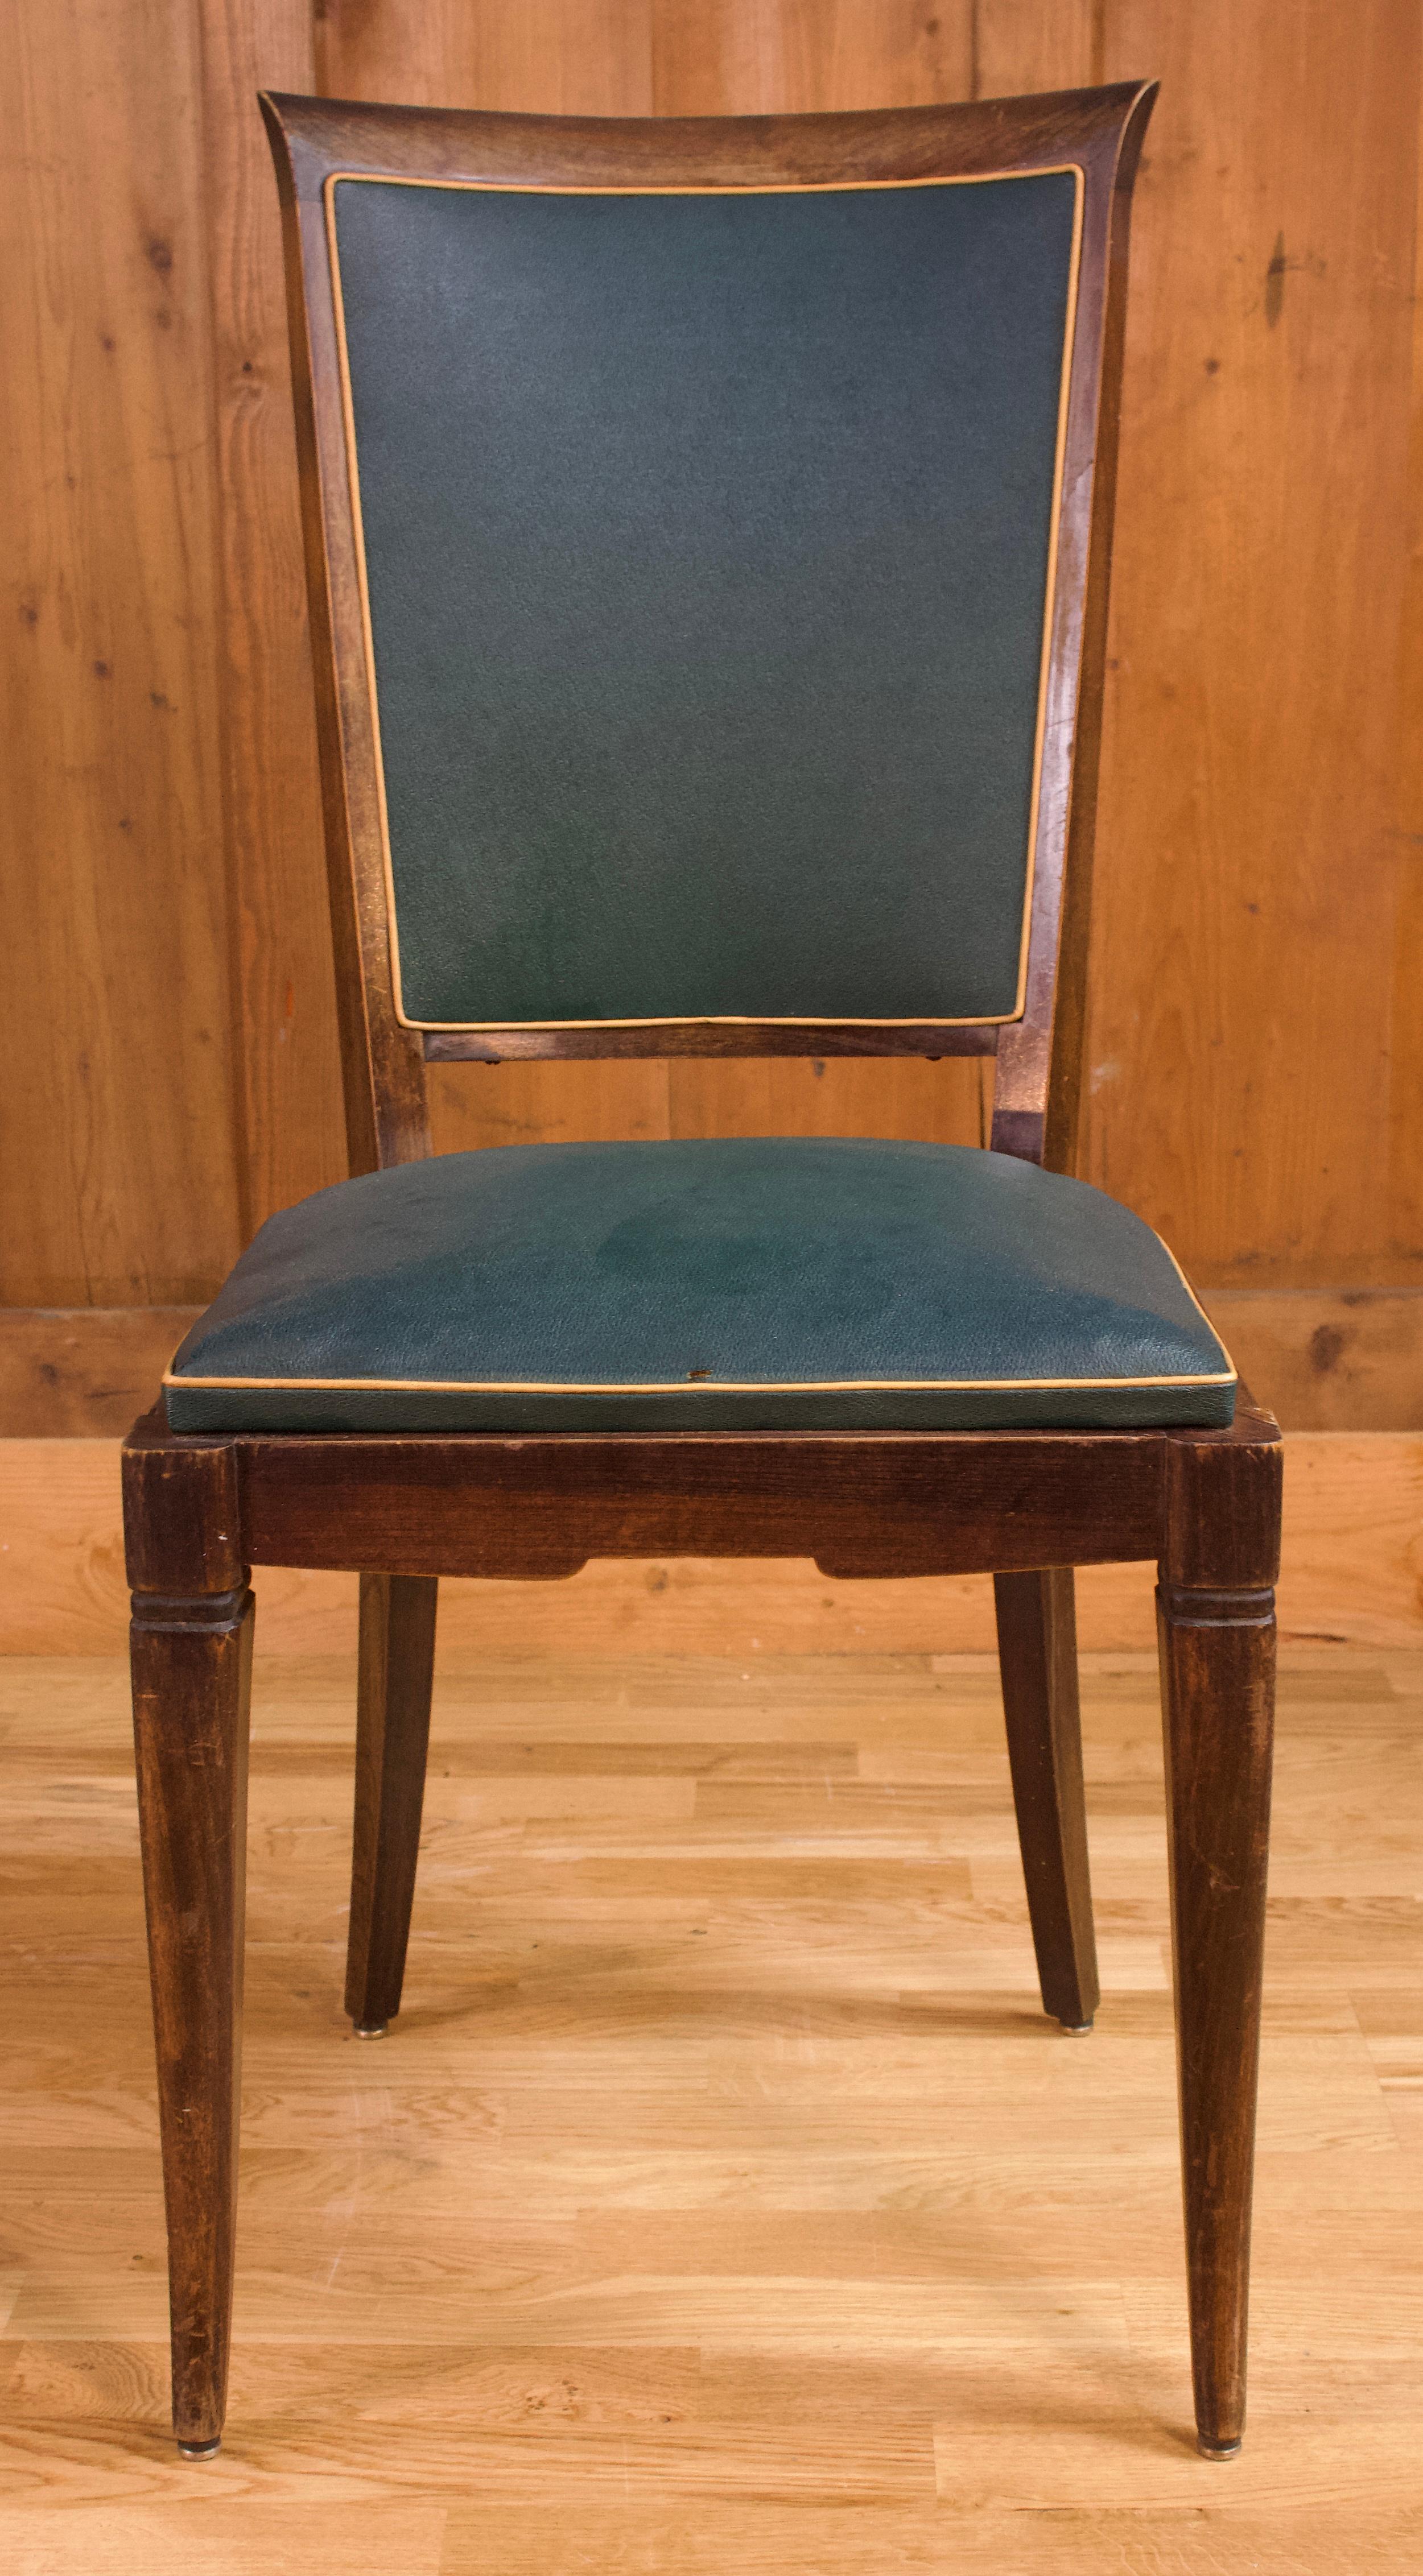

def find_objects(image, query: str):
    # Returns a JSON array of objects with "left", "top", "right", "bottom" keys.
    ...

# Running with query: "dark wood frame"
[
  {"left": 123, "top": 80, "right": 1282, "bottom": 2466},
  {"left": 259, "top": 79, "right": 1154, "bottom": 1172}
]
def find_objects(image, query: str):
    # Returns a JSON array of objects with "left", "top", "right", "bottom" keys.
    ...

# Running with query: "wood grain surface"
[
  {"left": 0, "top": 1314, "right": 200, "bottom": 1440},
  {"left": 6, "top": 1, "right": 1421, "bottom": 1338},
  {"left": 0, "top": 0, "right": 242, "bottom": 1306},
  {"left": 1, "top": 1638, "right": 1420, "bottom": 2563},
  {"left": 1082, "top": 0, "right": 1423, "bottom": 1288},
  {"left": 3, "top": 1431, "right": 1420, "bottom": 1656},
  {"left": 197, "top": 0, "right": 347, "bottom": 1241}
]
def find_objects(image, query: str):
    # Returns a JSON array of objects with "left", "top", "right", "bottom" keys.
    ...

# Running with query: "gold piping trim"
[
  {"left": 323, "top": 163, "right": 1085, "bottom": 1036},
  {"left": 165, "top": 1367, "right": 1235, "bottom": 1396},
  {"left": 1157, "top": 1235, "right": 1237, "bottom": 1386}
]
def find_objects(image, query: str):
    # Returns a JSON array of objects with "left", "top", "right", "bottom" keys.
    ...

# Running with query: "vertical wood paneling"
[
  {"left": 1, "top": 0, "right": 241, "bottom": 1304},
  {"left": 979, "top": 0, "right": 1098, "bottom": 96},
  {"left": 317, "top": 0, "right": 655, "bottom": 114},
  {"left": 1086, "top": 0, "right": 1422, "bottom": 1284},
  {"left": 198, "top": 0, "right": 346, "bottom": 1238},
  {"left": 975, "top": 1, "right": 1098, "bottom": 96},
  {"left": 651, "top": 0, "right": 972, "bottom": 113},
  {"left": 1386, "top": 61, "right": 1423, "bottom": 1271}
]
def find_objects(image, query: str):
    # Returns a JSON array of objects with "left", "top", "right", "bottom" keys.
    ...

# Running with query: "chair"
[{"left": 123, "top": 78, "right": 1281, "bottom": 2463}]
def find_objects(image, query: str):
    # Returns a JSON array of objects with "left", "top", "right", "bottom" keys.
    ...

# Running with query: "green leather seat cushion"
[{"left": 164, "top": 1139, "right": 1233, "bottom": 1434}]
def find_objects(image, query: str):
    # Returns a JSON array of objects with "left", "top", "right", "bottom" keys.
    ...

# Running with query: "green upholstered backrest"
[{"left": 329, "top": 169, "right": 1080, "bottom": 1033}]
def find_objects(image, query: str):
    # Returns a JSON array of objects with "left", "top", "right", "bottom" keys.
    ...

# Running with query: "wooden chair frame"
[{"left": 123, "top": 79, "right": 1281, "bottom": 2464}]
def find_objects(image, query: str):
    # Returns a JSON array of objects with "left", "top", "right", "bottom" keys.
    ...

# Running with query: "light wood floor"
[{"left": 1, "top": 1642, "right": 1421, "bottom": 2571}]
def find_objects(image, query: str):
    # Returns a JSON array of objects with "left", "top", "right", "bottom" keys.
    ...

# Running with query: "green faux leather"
[
  {"left": 331, "top": 170, "right": 1078, "bottom": 1028},
  {"left": 164, "top": 1139, "right": 1234, "bottom": 1434}
]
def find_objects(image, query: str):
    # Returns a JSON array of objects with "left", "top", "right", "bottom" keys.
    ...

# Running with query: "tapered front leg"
[
  {"left": 1158, "top": 1423, "right": 1282, "bottom": 2458},
  {"left": 125, "top": 1426, "right": 251, "bottom": 2457},
  {"left": 994, "top": 1568, "right": 1099, "bottom": 2030},
  {"left": 346, "top": 1573, "right": 438, "bottom": 2035}
]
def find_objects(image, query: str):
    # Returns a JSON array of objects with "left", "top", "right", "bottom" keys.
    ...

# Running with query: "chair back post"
[
  {"left": 262, "top": 82, "right": 1157, "bottom": 1180},
  {"left": 263, "top": 92, "right": 433, "bottom": 1176},
  {"left": 991, "top": 79, "right": 1154, "bottom": 1172}
]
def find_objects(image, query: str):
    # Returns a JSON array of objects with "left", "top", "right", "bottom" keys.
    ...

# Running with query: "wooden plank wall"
[{"left": 5, "top": 1, "right": 1422, "bottom": 1419}]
